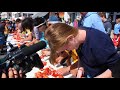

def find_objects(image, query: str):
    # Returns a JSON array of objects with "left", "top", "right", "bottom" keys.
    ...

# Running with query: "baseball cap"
[
  {"left": 33, "top": 17, "right": 46, "bottom": 28},
  {"left": 48, "top": 15, "right": 61, "bottom": 24}
]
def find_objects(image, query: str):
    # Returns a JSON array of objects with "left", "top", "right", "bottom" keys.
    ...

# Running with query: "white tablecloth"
[
  {"left": 6, "top": 34, "right": 20, "bottom": 51},
  {"left": 26, "top": 50, "right": 74, "bottom": 78}
]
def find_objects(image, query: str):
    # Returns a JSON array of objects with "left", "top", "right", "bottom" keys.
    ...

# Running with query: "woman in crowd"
[
  {"left": 112, "top": 18, "right": 120, "bottom": 48},
  {"left": 20, "top": 17, "right": 34, "bottom": 43},
  {"left": 4, "top": 20, "right": 10, "bottom": 40},
  {"left": 45, "top": 23, "right": 120, "bottom": 78},
  {"left": 32, "top": 16, "right": 61, "bottom": 55},
  {"left": 15, "top": 18, "right": 22, "bottom": 31},
  {"left": 42, "top": 15, "right": 83, "bottom": 77}
]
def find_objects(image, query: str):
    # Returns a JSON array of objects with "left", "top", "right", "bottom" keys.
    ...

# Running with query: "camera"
[{"left": 0, "top": 41, "right": 46, "bottom": 77}]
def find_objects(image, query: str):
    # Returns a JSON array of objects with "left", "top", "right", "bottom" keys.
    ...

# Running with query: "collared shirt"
[
  {"left": 80, "top": 12, "right": 106, "bottom": 34},
  {"left": 113, "top": 23, "right": 120, "bottom": 35}
]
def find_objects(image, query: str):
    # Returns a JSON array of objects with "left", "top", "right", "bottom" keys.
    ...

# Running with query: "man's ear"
[{"left": 66, "top": 35, "right": 74, "bottom": 42}]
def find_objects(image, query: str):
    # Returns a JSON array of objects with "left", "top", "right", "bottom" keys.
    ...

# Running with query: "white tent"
[{"left": 32, "top": 12, "right": 49, "bottom": 19}]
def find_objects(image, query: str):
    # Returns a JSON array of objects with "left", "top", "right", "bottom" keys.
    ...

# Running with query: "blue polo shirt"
[
  {"left": 113, "top": 23, "right": 120, "bottom": 35},
  {"left": 77, "top": 27, "right": 120, "bottom": 78},
  {"left": 80, "top": 12, "right": 106, "bottom": 34}
]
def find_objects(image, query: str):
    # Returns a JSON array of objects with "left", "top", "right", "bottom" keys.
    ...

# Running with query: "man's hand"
[
  {"left": 56, "top": 66, "right": 70, "bottom": 75},
  {"left": 1, "top": 68, "right": 23, "bottom": 78}
]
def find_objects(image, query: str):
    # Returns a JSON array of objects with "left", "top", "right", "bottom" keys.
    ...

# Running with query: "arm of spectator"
[{"left": 94, "top": 69, "right": 112, "bottom": 78}]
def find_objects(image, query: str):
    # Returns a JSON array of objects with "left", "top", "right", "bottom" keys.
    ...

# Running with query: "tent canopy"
[{"left": 32, "top": 12, "right": 49, "bottom": 19}]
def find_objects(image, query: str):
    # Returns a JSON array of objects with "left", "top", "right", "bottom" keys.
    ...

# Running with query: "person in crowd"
[
  {"left": 45, "top": 15, "right": 82, "bottom": 76},
  {"left": 64, "top": 12, "right": 71, "bottom": 25},
  {"left": 0, "top": 21, "right": 5, "bottom": 55},
  {"left": 78, "top": 12, "right": 106, "bottom": 34},
  {"left": 27, "top": 17, "right": 48, "bottom": 47},
  {"left": 4, "top": 20, "right": 10, "bottom": 40},
  {"left": 33, "top": 23, "right": 40, "bottom": 41},
  {"left": 99, "top": 12, "right": 112, "bottom": 36},
  {"left": 30, "top": 15, "right": 61, "bottom": 48},
  {"left": 55, "top": 12, "right": 62, "bottom": 22},
  {"left": 41, "top": 15, "right": 62, "bottom": 56},
  {"left": 112, "top": 18, "right": 120, "bottom": 48},
  {"left": 45, "top": 23, "right": 120, "bottom": 78},
  {"left": 13, "top": 18, "right": 22, "bottom": 41},
  {"left": 15, "top": 18, "right": 22, "bottom": 31},
  {"left": 73, "top": 18, "right": 79, "bottom": 28},
  {"left": 20, "top": 17, "right": 34, "bottom": 43},
  {"left": 8, "top": 21, "right": 13, "bottom": 33},
  {"left": 32, "top": 16, "right": 82, "bottom": 77},
  {"left": 47, "top": 15, "right": 61, "bottom": 27},
  {"left": 12, "top": 20, "right": 16, "bottom": 31}
]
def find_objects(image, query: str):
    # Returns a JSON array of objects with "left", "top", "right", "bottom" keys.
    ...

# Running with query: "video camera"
[{"left": 0, "top": 41, "right": 46, "bottom": 76}]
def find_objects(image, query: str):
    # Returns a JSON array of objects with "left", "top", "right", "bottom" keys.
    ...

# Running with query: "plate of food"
[
  {"left": 25, "top": 60, "right": 74, "bottom": 78},
  {"left": 25, "top": 60, "right": 56, "bottom": 78},
  {"left": 25, "top": 65, "right": 64, "bottom": 78}
]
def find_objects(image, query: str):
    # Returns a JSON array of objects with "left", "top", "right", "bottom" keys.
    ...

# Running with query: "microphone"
[
  {"left": 10, "top": 41, "right": 46, "bottom": 61},
  {"left": 22, "top": 41, "right": 46, "bottom": 56},
  {"left": 0, "top": 41, "right": 46, "bottom": 74},
  {"left": 9, "top": 43, "right": 27, "bottom": 52}
]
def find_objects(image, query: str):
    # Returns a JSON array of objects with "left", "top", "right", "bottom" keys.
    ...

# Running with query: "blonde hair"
[{"left": 45, "top": 23, "right": 78, "bottom": 64}]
